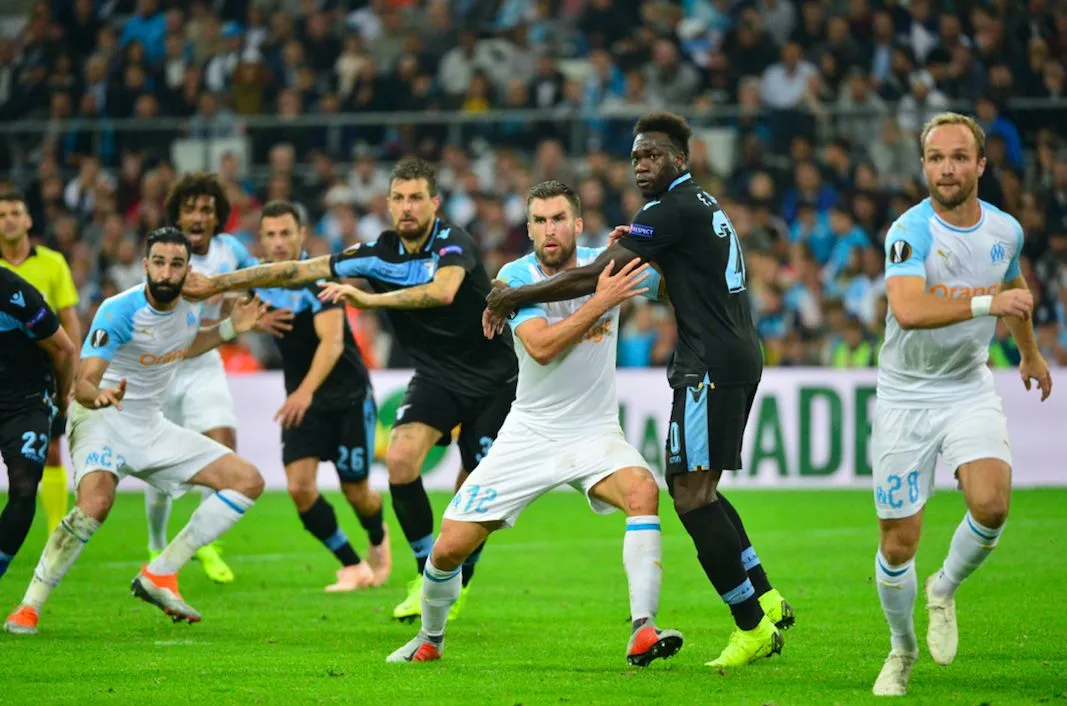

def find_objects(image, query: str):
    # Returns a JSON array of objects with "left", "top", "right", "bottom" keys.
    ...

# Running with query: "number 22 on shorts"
[{"left": 877, "top": 471, "right": 921, "bottom": 509}]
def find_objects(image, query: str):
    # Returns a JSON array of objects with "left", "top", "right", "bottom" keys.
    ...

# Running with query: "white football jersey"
[
  {"left": 81, "top": 285, "right": 204, "bottom": 420},
  {"left": 180, "top": 233, "right": 256, "bottom": 374},
  {"left": 499, "top": 247, "right": 662, "bottom": 437},
  {"left": 878, "top": 198, "right": 1023, "bottom": 406}
]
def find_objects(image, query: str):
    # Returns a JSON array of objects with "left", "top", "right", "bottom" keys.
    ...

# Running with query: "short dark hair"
[
  {"left": 526, "top": 180, "right": 582, "bottom": 218},
  {"left": 389, "top": 156, "right": 438, "bottom": 196},
  {"left": 0, "top": 190, "right": 28, "bottom": 207},
  {"left": 260, "top": 200, "right": 303, "bottom": 227},
  {"left": 164, "top": 172, "right": 232, "bottom": 232},
  {"left": 633, "top": 111, "right": 692, "bottom": 159},
  {"left": 145, "top": 226, "right": 191, "bottom": 257}
]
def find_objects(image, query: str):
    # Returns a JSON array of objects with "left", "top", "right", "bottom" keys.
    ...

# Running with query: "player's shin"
[
  {"left": 931, "top": 512, "right": 1003, "bottom": 599},
  {"left": 144, "top": 485, "right": 172, "bottom": 554},
  {"left": 389, "top": 477, "right": 435, "bottom": 574},
  {"left": 357, "top": 505, "right": 386, "bottom": 547},
  {"left": 422, "top": 557, "right": 461, "bottom": 638},
  {"left": 875, "top": 549, "right": 918, "bottom": 652},
  {"left": 717, "top": 492, "right": 772, "bottom": 596},
  {"left": 23, "top": 506, "right": 101, "bottom": 609},
  {"left": 624, "top": 516, "right": 662, "bottom": 627},
  {"left": 679, "top": 502, "right": 763, "bottom": 630},
  {"left": 300, "top": 495, "right": 361, "bottom": 566},
  {"left": 147, "top": 490, "right": 254, "bottom": 575},
  {"left": 0, "top": 462, "right": 42, "bottom": 579}
]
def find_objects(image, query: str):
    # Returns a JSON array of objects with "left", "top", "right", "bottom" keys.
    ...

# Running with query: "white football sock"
[
  {"left": 422, "top": 558, "right": 461, "bottom": 638},
  {"left": 147, "top": 490, "right": 253, "bottom": 575},
  {"left": 23, "top": 507, "right": 101, "bottom": 610},
  {"left": 876, "top": 549, "right": 918, "bottom": 653},
  {"left": 144, "top": 486, "right": 172, "bottom": 553},
  {"left": 624, "top": 515, "right": 662, "bottom": 624},
  {"left": 931, "top": 512, "right": 1003, "bottom": 599}
]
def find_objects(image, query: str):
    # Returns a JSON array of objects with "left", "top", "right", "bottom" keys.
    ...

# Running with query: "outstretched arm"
[
  {"left": 186, "top": 296, "right": 268, "bottom": 358},
  {"left": 485, "top": 243, "right": 644, "bottom": 316},
  {"left": 1001, "top": 275, "right": 1052, "bottom": 400},
  {"left": 183, "top": 257, "right": 334, "bottom": 301}
]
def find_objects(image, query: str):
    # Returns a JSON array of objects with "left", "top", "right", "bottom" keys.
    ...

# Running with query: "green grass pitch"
[{"left": 0, "top": 489, "right": 1064, "bottom": 705}]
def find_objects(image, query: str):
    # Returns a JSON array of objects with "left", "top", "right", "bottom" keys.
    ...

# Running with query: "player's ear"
[
  {"left": 432, "top": 194, "right": 442, "bottom": 211},
  {"left": 976, "top": 155, "right": 987, "bottom": 178},
  {"left": 574, "top": 216, "right": 584, "bottom": 237}
]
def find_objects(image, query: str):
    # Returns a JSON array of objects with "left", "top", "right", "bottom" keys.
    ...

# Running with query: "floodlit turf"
[{"left": 0, "top": 489, "right": 1064, "bottom": 705}]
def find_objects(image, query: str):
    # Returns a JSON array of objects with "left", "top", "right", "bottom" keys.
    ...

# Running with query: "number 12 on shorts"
[
  {"left": 877, "top": 471, "right": 920, "bottom": 509},
  {"left": 450, "top": 484, "right": 497, "bottom": 514}
]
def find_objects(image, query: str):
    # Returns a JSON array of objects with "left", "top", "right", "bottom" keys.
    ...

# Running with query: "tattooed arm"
[
  {"left": 182, "top": 256, "right": 334, "bottom": 301},
  {"left": 318, "top": 266, "right": 466, "bottom": 310}
]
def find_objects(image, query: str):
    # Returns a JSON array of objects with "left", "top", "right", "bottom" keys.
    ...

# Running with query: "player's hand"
[
  {"left": 990, "top": 289, "right": 1033, "bottom": 319},
  {"left": 91, "top": 378, "right": 126, "bottom": 411},
  {"left": 1019, "top": 353, "right": 1053, "bottom": 401},
  {"left": 607, "top": 224, "right": 630, "bottom": 246},
  {"left": 181, "top": 270, "right": 219, "bottom": 302},
  {"left": 482, "top": 307, "right": 508, "bottom": 339},
  {"left": 255, "top": 307, "right": 294, "bottom": 338},
  {"left": 593, "top": 258, "right": 649, "bottom": 308},
  {"left": 318, "top": 282, "right": 371, "bottom": 308},
  {"left": 275, "top": 387, "right": 313, "bottom": 429},
  {"left": 231, "top": 295, "right": 269, "bottom": 335},
  {"left": 485, "top": 280, "right": 515, "bottom": 317}
]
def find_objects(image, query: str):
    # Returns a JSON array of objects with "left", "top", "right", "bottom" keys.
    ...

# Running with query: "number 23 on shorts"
[{"left": 876, "top": 470, "right": 921, "bottom": 510}]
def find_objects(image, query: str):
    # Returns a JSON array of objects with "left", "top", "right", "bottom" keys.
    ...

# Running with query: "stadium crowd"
[{"left": 1, "top": 0, "right": 1066, "bottom": 372}]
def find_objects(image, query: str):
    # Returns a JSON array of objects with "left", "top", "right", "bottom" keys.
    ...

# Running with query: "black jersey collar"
[{"left": 395, "top": 218, "right": 442, "bottom": 255}]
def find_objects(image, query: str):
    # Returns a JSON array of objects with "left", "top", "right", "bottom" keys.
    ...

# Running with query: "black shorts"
[
  {"left": 665, "top": 377, "right": 758, "bottom": 476},
  {"left": 398, "top": 373, "right": 516, "bottom": 471},
  {"left": 0, "top": 399, "right": 53, "bottom": 474},
  {"left": 282, "top": 392, "right": 377, "bottom": 482}
]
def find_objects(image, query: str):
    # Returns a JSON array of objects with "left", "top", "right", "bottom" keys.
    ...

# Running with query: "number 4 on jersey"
[{"left": 697, "top": 191, "right": 747, "bottom": 294}]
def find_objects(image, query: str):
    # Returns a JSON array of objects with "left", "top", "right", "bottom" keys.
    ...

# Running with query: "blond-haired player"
[{"left": 871, "top": 113, "right": 1053, "bottom": 696}]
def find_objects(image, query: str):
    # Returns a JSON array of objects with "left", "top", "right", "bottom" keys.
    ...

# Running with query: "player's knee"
[
  {"left": 429, "top": 539, "right": 467, "bottom": 572},
  {"left": 670, "top": 475, "right": 717, "bottom": 515},
  {"left": 879, "top": 524, "right": 920, "bottom": 565},
  {"left": 626, "top": 472, "right": 660, "bottom": 515},
  {"left": 385, "top": 446, "right": 420, "bottom": 483},
  {"left": 342, "top": 482, "right": 378, "bottom": 515},
  {"left": 970, "top": 495, "right": 1010, "bottom": 530},
  {"left": 227, "top": 460, "right": 264, "bottom": 499},
  {"left": 7, "top": 462, "right": 43, "bottom": 499},
  {"left": 286, "top": 480, "right": 317, "bottom": 512},
  {"left": 77, "top": 493, "right": 114, "bottom": 523}
]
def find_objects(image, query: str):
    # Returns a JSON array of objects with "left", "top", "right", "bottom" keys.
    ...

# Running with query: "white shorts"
[
  {"left": 67, "top": 402, "right": 231, "bottom": 497},
  {"left": 443, "top": 419, "right": 650, "bottom": 528},
  {"left": 871, "top": 394, "right": 1012, "bottom": 520},
  {"left": 163, "top": 352, "right": 237, "bottom": 433}
]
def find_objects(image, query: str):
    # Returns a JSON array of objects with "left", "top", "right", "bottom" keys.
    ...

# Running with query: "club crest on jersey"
[
  {"left": 439, "top": 244, "right": 463, "bottom": 256},
  {"left": 9, "top": 291, "right": 25, "bottom": 307},
  {"left": 888, "top": 240, "right": 912, "bottom": 264},
  {"left": 630, "top": 224, "right": 655, "bottom": 238},
  {"left": 90, "top": 329, "right": 110, "bottom": 348},
  {"left": 990, "top": 242, "right": 1006, "bottom": 264}
]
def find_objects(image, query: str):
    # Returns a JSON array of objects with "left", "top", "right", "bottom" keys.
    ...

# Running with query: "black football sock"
[
  {"left": 461, "top": 541, "right": 485, "bottom": 587},
  {"left": 390, "top": 477, "right": 435, "bottom": 574},
  {"left": 678, "top": 501, "right": 763, "bottom": 631},
  {"left": 356, "top": 506, "right": 386, "bottom": 547},
  {"left": 717, "top": 491, "right": 772, "bottom": 597},
  {"left": 0, "top": 460, "right": 43, "bottom": 580},
  {"left": 299, "top": 495, "right": 360, "bottom": 567}
]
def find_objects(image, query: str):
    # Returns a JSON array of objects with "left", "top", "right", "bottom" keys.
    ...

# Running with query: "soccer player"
[
  {"left": 0, "top": 190, "right": 81, "bottom": 535},
  {"left": 182, "top": 157, "right": 518, "bottom": 621},
  {"left": 143, "top": 174, "right": 290, "bottom": 584},
  {"left": 381, "top": 180, "right": 683, "bottom": 666},
  {"left": 485, "top": 112, "right": 793, "bottom": 668},
  {"left": 3, "top": 228, "right": 267, "bottom": 635},
  {"left": 0, "top": 268, "right": 76, "bottom": 579},
  {"left": 869, "top": 113, "right": 1052, "bottom": 696},
  {"left": 254, "top": 200, "right": 391, "bottom": 591}
]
